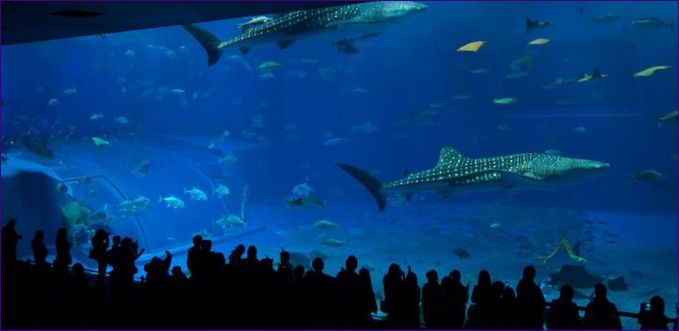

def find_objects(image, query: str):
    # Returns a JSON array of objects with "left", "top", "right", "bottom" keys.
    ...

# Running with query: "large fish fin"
[
  {"left": 337, "top": 163, "right": 386, "bottom": 212},
  {"left": 182, "top": 24, "right": 225, "bottom": 66},
  {"left": 436, "top": 147, "right": 467, "bottom": 167},
  {"left": 526, "top": 17, "right": 536, "bottom": 30}
]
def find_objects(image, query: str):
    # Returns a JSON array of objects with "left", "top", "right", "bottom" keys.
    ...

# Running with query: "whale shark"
[
  {"left": 183, "top": 1, "right": 427, "bottom": 66},
  {"left": 338, "top": 147, "right": 609, "bottom": 211}
]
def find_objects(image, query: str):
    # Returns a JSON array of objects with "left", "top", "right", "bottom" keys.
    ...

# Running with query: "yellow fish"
[
  {"left": 633, "top": 65, "right": 671, "bottom": 77},
  {"left": 528, "top": 38, "right": 550, "bottom": 45},
  {"left": 457, "top": 41, "right": 485, "bottom": 52},
  {"left": 91, "top": 137, "right": 110, "bottom": 146},
  {"left": 493, "top": 97, "right": 517, "bottom": 105}
]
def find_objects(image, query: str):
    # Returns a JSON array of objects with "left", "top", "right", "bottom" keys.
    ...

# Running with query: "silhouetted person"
[
  {"left": 31, "top": 230, "right": 48, "bottom": 268},
  {"left": 277, "top": 250, "right": 294, "bottom": 287},
  {"left": 245, "top": 245, "right": 259, "bottom": 275},
  {"left": 516, "top": 265, "right": 546, "bottom": 329},
  {"left": 54, "top": 228, "right": 72, "bottom": 275},
  {"left": 639, "top": 296, "right": 669, "bottom": 330},
  {"left": 584, "top": 283, "right": 622, "bottom": 329},
  {"left": 422, "top": 269, "right": 445, "bottom": 329},
  {"left": 442, "top": 269, "right": 468, "bottom": 329},
  {"left": 2, "top": 219, "right": 22, "bottom": 266},
  {"left": 467, "top": 269, "right": 493, "bottom": 328},
  {"left": 336, "top": 255, "right": 361, "bottom": 326},
  {"left": 229, "top": 244, "right": 246, "bottom": 267},
  {"left": 357, "top": 267, "right": 377, "bottom": 326},
  {"left": 490, "top": 281, "right": 516, "bottom": 328},
  {"left": 90, "top": 229, "right": 109, "bottom": 285},
  {"left": 304, "top": 258, "right": 335, "bottom": 327},
  {"left": 187, "top": 235, "right": 203, "bottom": 278},
  {"left": 144, "top": 250, "right": 172, "bottom": 291},
  {"left": 402, "top": 266, "right": 421, "bottom": 329},
  {"left": 382, "top": 263, "right": 405, "bottom": 326},
  {"left": 546, "top": 284, "right": 580, "bottom": 329}
]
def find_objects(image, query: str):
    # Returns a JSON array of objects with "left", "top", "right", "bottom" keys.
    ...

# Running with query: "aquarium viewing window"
[{"left": 1, "top": 1, "right": 677, "bottom": 330}]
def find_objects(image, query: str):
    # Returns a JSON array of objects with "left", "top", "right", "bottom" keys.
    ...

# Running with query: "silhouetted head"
[
  {"left": 388, "top": 263, "right": 402, "bottom": 277},
  {"left": 312, "top": 257, "right": 324, "bottom": 272},
  {"left": 247, "top": 245, "right": 257, "bottom": 259},
  {"left": 478, "top": 269, "right": 491, "bottom": 287},
  {"left": 523, "top": 265, "right": 536, "bottom": 281},
  {"left": 7, "top": 219, "right": 16, "bottom": 227},
  {"left": 34, "top": 230, "right": 44, "bottom": 240},
  {"left": 261, "top": 257, "right": 274, "bottom": 269},
  {"left": 192, "top": 235, "right": 203, "bottom": 247},
  {"left": 426, "top": 269, "right": 438, "bottom": 283},
  {"left": 171, "top": 266, "right": 184, "bottom": 277},
  {"left": 72, "top": 263, "right": 84, "bottom": 276},
  {"left": 359, "top": 267, "right": 371, "bottom": 281},
  {"left": 56, "top": 227, "right": 67, "bottom": 241},
  {"left": 405, "top": 269, "right": 417, "bottom": 284},
  {"left": 345, "top": 255, "right": 358, "bottom": 272},
  {"left": 594, "top": 283, "right": 607, "bottom": 298},
  {"left": 451, "top": 269, "right": 461, "bottom": 282},
  {"left": 280, "top": 251, "right": 290, "bottom": 264},
  {"left": 235, "top": 244, "right": 245, "bottom": 254},
  {"left": 491, "top": 281, "right": 506, "bottom": 295},
  {"left": 202, "top": 240, "right": 212, "bottom": 252},
  {"left": 559, "top": 284, "right": 575, "bottom": 301},
  {"left": 650, "top": 295, "right": 665, "bottom": 315},
  {"left": 112, "top": 235, "right": 121, "bottom": 244},
  {"left": 294, "top": 265, "right": 305, "bottom": 279}
]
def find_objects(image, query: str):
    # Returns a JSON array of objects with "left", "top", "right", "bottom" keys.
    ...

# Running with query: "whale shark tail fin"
[
  {"left": 182, "top": 24, "right": 225, "bottom": 66},
  {"left": 337, "top": 163, "right": 386, "bottom": 212}
]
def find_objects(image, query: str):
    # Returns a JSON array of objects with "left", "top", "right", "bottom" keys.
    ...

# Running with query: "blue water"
[{"left": 1, "top": 2, "right": 677, "bottom": 326}]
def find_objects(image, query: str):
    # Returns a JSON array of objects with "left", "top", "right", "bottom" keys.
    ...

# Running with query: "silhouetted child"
[
  {"left": 90, "top": 229, "right": 110, "bottom": 286},
  {"left": 547, "top": 284, "right": 581, "bottom": 329},
  {"left": 31, "top": 230, "right": 48, "bottom": 268},
  {"left": 54, "top": 228, "right": 72, "bottom": 275}
]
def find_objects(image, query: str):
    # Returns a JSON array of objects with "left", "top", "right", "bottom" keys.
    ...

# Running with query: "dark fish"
[
  {"left": 453, "top": 248, "right": 471, "bottom": 259},
  {"left": 286, "top": 195, "right": 325, "bottom": 209},
  {"left": 333, "top": 32, "right": 383, "bottom": 55},
  {"left": 132, "top": 159, "right": 151, "bottom": 176},
  {"left": 632, "top": 17, "right": 674, "bottom": 31},
  {"left": 526, "top": 17, "right": 550, "bottom": 32},
  {"left": 591, "top": 13, "right": 623, "bottom": 24},
  {"left": 607, "top": 276, "right": 629, "bottom": 291},
  {"left": 601, "top": 230, "right": 617, "bottom": 238}
]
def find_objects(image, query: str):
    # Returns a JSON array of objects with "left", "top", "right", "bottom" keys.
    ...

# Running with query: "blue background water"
[{"left": 1, "top": 1, "right": 677, "bottom": 322}]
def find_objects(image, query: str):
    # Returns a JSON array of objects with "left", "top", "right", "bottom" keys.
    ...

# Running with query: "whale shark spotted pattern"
[
  {"left": 183, "top": 1, "right": 427, "bottom": 66},
  {"left": 338, "top": 147, "right": 609, "bottom": 211}
]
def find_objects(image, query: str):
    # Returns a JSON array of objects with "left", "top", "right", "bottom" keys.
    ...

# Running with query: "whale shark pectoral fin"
[
  {"left": 438, "top": 190, "right": 454, "bottom": 198},
  {"left": 182, "top": 24, "right": 225, "bottom": 66},
  {"left": 435, "top": 147, "right": 467, "bottom": 167},
  {"left": 337, "top": 163, "right": 386, "bottom": 212},
  {"left": 239, "top": 47, "right": 250, "bottom": 55}
]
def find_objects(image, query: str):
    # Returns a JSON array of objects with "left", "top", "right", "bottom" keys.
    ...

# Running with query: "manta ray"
[{"left": 338, "top": 147, "right": 609, "bottom": 211}]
